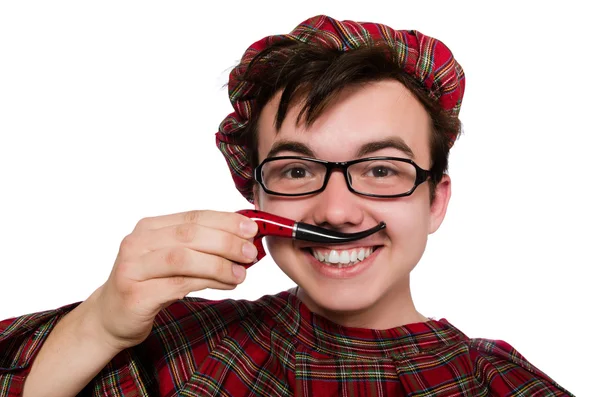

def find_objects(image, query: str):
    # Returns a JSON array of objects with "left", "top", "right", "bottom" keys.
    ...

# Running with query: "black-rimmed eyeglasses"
[{"left": 254, "top": 156, "right": 431, "bottom": 198}]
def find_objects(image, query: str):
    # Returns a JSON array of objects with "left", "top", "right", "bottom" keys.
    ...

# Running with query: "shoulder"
[
  {"left": 468, "top": 337, "right": 541, "bottom": 372},
  {"left": 441, "top": 321, "right": 573, "bottom": 396}
]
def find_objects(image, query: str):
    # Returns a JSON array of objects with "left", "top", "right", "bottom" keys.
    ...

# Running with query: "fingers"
[
  {"left": 134, "top": 210, "right": 258, "bottom": 238},
  {"left": 125, "top": 247, "right": 246, "bottom": 285},
  {"left": 135, "top": 224, "right": 259, "bottom": 264}
]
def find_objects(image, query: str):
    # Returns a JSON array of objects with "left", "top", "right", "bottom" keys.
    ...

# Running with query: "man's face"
[{"left": 254, "top": 79, "right": 451, "bottom": 324}]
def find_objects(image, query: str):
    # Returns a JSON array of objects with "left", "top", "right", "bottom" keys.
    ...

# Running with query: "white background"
[{"left": 0, "top": 1, "right": 597, "bottom": 395}]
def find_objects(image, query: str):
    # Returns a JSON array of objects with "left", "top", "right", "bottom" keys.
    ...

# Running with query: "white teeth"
[
  {"left": 357, "top": 249, "right": 365, "bottom": 261},
  {"left": 309, "top": 247, "right": 377, "bottom": 266},
  {"left": 328, "top": 250, "right": 340, "bottom": 264}
]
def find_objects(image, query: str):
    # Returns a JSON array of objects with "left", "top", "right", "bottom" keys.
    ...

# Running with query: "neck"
[{"left": 293, "top": 279, "right": 428, "bottom": 329}]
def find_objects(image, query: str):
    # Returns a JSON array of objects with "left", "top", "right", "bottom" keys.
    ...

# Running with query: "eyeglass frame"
[{"left": 253, "top": 156, "right": 432, "bottom": 198}]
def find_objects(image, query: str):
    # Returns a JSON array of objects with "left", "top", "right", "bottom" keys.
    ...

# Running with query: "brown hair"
[{"left": 237, "top": 39, "right": 461, "bottom": 202}]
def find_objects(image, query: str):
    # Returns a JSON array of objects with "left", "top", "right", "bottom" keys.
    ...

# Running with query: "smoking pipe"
[{"left": 236, "top": 209, "right": 386, "bottom": 268}]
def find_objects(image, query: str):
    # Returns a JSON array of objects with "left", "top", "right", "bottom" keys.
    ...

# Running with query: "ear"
[{"left": 428, "top": 174, "right": 451, "bottom": 234}]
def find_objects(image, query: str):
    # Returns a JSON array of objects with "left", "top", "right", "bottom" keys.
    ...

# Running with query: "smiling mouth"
[{"left": 303, "top": 246, "right": 381, "bottom": 267}]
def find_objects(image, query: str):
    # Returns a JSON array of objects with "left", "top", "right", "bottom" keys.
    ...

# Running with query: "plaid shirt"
[{"left": 0, "top": 291, "right": 573, "bottom": 396}]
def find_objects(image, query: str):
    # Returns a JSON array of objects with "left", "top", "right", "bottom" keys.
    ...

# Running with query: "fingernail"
[
  {"left": 242, "top": 242, "right": 258, "bottom": 259},
  {"left": 240, "top": 220, "right": 258, "bottom": 237},
  {"left": 232, "top": 264, "right": 246, "bottom": 280}
]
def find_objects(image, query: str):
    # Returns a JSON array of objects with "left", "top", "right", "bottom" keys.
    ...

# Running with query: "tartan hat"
[{"left": 215, "top": 15, "right": 465, "bottom": 203}]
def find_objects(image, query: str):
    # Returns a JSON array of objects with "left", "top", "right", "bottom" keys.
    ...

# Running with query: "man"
[{"left": 0, "top": 15, "right": 573, "bottom": 396}]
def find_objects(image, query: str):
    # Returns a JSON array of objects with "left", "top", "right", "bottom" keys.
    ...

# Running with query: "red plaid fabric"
[{"left": 0, "top": 292, "right": 572, "bottom": 396}]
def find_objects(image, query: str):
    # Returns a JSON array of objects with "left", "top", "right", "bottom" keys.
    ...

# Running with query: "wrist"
[{"left": 79, "top": 286, "right": 127, "bottom": 355}]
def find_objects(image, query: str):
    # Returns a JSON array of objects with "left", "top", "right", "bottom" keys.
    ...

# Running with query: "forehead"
[{"left": 256, "top": 80, "right": 432, "bottom": 164}]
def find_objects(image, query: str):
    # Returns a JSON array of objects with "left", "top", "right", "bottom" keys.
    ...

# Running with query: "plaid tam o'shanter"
[{"left": 0, "top": 291, "right": 573, "bottom": 396}]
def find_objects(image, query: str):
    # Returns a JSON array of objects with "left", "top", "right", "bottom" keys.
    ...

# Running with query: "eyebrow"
[
  {"left": 355, "top": 137, "right": 415, "bottom": 159},
  {"left": 266, "top": 137, "right": 415, "bottom": 159},
  {"left": 266, "top": 140, "right": 315, "bottom": 158}
]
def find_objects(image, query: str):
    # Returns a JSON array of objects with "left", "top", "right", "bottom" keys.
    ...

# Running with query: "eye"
[
  {"left": 283, "top": 167, "right": 309, "bottom": 178},
  {"left": 366, "top": 165, "right": 396, "bottom": 178}
]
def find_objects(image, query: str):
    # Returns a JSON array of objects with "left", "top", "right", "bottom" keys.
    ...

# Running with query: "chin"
[
  {"left": 295, "top": 247, "right": 406, "bottom": 317},
  {"left": 305, "top": 284, "right": 384, "bottom": 314}
]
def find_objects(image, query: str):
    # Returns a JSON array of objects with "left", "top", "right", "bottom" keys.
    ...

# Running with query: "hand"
[{"left": 87, "top": 210, "right": 258, "bottom": 351}]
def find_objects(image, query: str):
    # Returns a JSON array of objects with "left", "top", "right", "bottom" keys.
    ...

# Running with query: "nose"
[{"left": 310, "top": 170, "right": 364, "bottom": 228}]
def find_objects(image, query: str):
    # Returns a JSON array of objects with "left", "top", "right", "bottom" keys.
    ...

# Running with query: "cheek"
[
  {"left": 257, "top": 193, "right": 310, "bottom": 221},
  {"left": 265, "top": 236, "right": 290, "bottom": 258},
  {"left": 376, "top": 201, "right": 430, "bottom": 246},
  {"left": 264, "top": 236, "right": 301, "bottom": 281}
]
